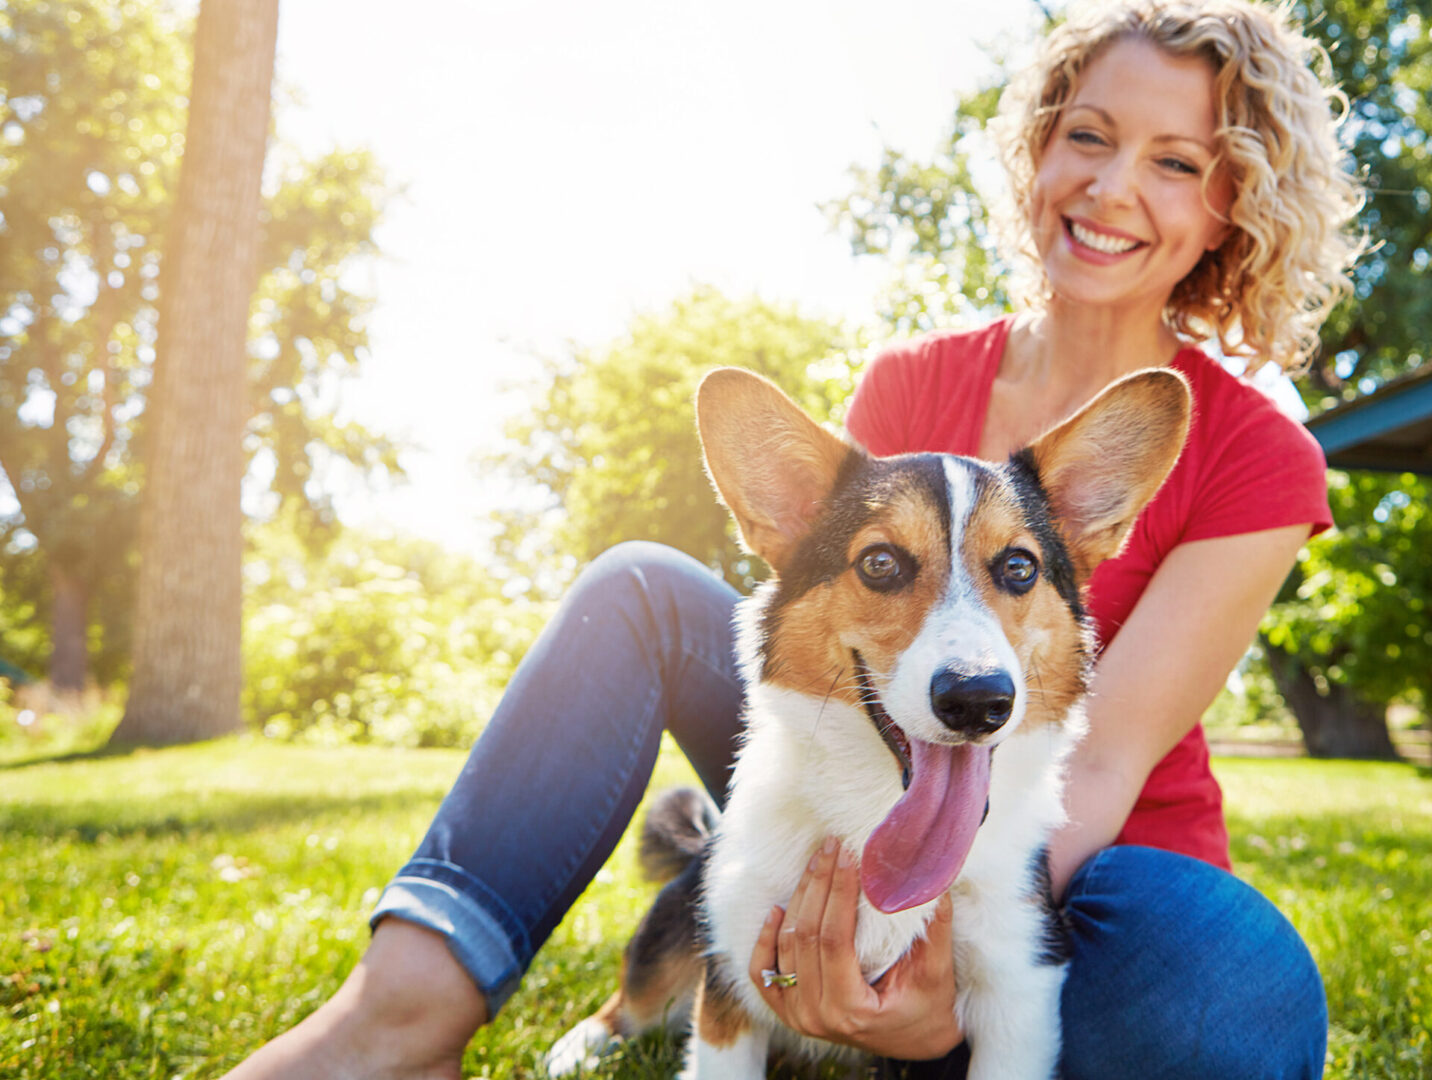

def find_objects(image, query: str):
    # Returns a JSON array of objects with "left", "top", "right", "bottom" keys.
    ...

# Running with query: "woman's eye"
[
  {"left": 1069, "top": 129, "right": 1107, "bottom": 147},
  {"left": 856, "top": 545, "right": 910, "bottom": 591},
  {"left": 996, "top": 549, "right": 1040, "bottom": 594},
  {"left": 1160, "top": 156, "right": 1200, "bottom": 176}
]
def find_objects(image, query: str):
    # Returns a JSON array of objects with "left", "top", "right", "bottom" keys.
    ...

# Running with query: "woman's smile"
[{"left": 1063, "top": 216, "right": 1147, "bottom": 259}]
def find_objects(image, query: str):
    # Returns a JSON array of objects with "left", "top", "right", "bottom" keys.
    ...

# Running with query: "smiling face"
[{"left": 1030, "top": 36, "right": 1234, "bottom": 318}]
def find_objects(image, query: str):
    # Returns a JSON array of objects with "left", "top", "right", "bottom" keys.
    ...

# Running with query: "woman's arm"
[{"left": 1047, "top": 522, "right": 1312, "bottom": 897}]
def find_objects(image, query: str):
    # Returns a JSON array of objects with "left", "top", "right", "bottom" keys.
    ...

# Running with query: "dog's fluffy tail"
[{"left": 638, "top": 786, "right": 719, "bottom": 882}]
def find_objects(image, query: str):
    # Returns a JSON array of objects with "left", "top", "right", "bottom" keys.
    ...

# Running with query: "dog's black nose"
[{"left": 929, "top": 668, "right": 1016, "bottom": 736}]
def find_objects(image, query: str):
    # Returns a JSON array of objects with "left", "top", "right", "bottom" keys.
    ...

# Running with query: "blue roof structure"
[{"left": 1305, "top": 365, "right": 1432, "bottom": 474}]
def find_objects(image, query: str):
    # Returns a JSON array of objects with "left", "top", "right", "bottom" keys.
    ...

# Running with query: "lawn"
[{"left": 1, "top": 739, "right": 1428, "bottom": 1078}]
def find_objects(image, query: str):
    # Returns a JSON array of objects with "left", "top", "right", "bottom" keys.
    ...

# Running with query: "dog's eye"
[
  {"left": 996, "top": 548, "right": 1040, "bottom": 594},
  {"left": 856, "top": 545, "right": 910, "bottom": 591}
]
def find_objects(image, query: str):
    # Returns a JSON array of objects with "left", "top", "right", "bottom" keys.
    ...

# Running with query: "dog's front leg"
[
  {"left": 960, "top": 954, "right": 1067, "bottom": 1080},
  {"left": 679, "top": 961, "right": 770, "bottom": 1080}
]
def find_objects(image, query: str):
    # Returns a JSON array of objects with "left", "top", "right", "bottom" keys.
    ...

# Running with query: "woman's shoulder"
[
  {"left": 871, "top": 316, "right": 1016, "bottom": 373},
  {"left": 860, "top": 317, "right": 1012, "bottom": 403},
  {"left": 1163, "top": 346, "right": 1332, "bottom": 540},
  {"left": 849, "top": 317, "right": 1013, "bottom": 457},
  {"left": 1170, "top": 346, "right": 1320, "bottom": 449}
]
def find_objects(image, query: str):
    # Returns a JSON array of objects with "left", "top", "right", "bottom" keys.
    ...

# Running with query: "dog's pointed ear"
[
  {"left": 697, "top": 368, "right": 854, "bottom": 573},
  {"left": 1022, "top": 368, "right": 1191, "bottom": 582}
]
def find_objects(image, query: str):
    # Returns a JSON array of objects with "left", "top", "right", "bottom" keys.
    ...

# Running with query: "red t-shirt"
[{"left": 844, "top": 317, "right": 1333, "bottom": 869}]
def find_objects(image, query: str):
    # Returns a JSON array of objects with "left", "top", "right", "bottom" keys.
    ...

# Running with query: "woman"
[{"left": 227, "top": 1, "right": 1362, "bottom": 1077}]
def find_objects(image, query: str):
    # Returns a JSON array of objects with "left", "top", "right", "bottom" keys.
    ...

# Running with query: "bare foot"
[{"left": 222, "top": 920, "right": 489, "bottom": 1080}]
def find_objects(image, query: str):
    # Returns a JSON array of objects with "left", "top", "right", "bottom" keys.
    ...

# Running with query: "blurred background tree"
[
  {"left": 0, "top": 0, "right": 400, "bottom": 698},
  {"left": 1256, "top": 0, "right": 1432, "bottom": 757},
  {"left": 823, "top": 0, "right": 1430, "bottom": 756},
  {"left": 487, "top": 288, "right": 863, "bottom": 595},
  {"left": 4, "top": 0, "right": 1425, "bottom": 756},
  {"left": 113, "top": 0, "right": 281, "bottom": 746}
]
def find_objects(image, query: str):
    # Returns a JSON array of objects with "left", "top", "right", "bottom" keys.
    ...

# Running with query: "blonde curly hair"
[{"left": 991, "top": 0, "right": 1364, "bottom": 371}]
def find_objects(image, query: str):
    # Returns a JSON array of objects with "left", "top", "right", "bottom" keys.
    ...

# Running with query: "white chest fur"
[{"left": 697, "top": 692, "right": 1079, "bottom": 1076}]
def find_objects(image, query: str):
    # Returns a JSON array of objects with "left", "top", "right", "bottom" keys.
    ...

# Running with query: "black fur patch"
[
  {"left": 757, "top": 452, "right": 953, "bottom": 681},
  {"left": 1028, "top": 845, "right": 1073, "bottom": 967},
  {"left": 1002, "top": 449, "right": 1083, "bottom": 618},
  {"left": 624, "top": 848, "right": 707, "bottom": 1001},
  {"left": 873, "top": 1043, "right": 972, "bottom": 1079}
]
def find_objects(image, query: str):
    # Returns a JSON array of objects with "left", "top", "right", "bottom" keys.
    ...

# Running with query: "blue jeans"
[{"left": 371, "top": 542, "right": 1327, "bottom": 1078}]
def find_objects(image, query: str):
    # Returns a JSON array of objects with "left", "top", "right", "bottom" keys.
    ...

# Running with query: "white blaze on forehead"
[{"left": 880, "top": 458, "right": 1025, "bottom": 743}]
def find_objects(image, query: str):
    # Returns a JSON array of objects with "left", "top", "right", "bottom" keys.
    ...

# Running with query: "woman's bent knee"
[
  {"left": 1061, "top": 846, "right": 1327, "bottom": 1079},
  {"left": 574, "top": 542, "right": 707, "bottom": 604}
]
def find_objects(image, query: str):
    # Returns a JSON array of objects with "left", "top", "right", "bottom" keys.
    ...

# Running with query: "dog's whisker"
[{"left": 809, "top": 664, "right": 846, "bottom": 742}]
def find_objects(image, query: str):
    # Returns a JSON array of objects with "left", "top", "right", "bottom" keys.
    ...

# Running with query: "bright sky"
[{"left": 272, "top": 0, "right": 1044, "bottom": 554}]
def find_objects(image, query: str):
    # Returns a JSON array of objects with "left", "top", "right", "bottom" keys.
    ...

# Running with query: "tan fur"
[
  {"left": 589, "top": 988, "right": 629, "bottom": 1036},
  {"left": 618, "top": 948, "right": 705, "bottom": 1032},
  {"left": 963, "top": 489, "right": 1087, "bottom": 729},
  {"left": 693, "top": 967, "right": 753, "bottom": 1048},
  {"left": 696, "top": 369, "right": 852, "bottom": 573},
  {"left": 1027, "top": 368, "right": 1191, "bottom": 579},
  {"left": 763, "top": 488, "right": 952, "bottom": 705}
]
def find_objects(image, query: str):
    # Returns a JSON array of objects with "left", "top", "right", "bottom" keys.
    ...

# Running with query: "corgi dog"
[{"left": 548, "top": 366, "right": 1190, "bottom": 1079}]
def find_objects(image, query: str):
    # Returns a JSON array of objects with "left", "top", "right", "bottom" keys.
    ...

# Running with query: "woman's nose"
[{"left": 1087, "top": 152, "right": 1138, "bottom": 207}]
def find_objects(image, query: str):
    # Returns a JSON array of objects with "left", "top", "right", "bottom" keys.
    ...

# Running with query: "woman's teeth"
[{"left": 1069, "top": 220, "right": 1140, "bottom": 254}]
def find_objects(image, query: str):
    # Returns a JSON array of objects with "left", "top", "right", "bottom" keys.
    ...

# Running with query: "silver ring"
[{"left": 761, "top": 967, "right": 798, "bottom": 988}]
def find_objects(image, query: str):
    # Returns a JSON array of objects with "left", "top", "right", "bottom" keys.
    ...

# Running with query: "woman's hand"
[{"left": 747, "top": 836, "right": 965, "bottom": 1061}]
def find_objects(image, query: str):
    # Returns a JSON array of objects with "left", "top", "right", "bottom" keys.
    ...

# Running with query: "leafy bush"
[
  {"left": 242, "top": 520, "right": 548, "bottom": 747},
  {"left": 1263, "top": 470, "right": 1431, "bottom": 714},
  {"left": 0, "top": 679, "right": 123, "bottom": 763}
]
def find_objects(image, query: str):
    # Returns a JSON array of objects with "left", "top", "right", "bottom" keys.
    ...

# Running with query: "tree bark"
[
  {"left": 1264, "top": 641, "right": 1400, "bottom": 760},
  {"left": 112, "top": 0, "right": 279, "bottom": 746},
  {"left": 48, "top": 563, "right": 88, "bottom": 693}
]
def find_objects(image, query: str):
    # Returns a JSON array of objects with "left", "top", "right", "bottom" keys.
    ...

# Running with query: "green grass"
[
  {"left": 1, "top": 740, "right": 1427, "bottom": 1078},
  {"left": 1217, "top": 758, "right": 1432, "bottom": 1078}
]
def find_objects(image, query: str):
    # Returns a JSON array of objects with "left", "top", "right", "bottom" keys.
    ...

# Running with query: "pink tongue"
[{"left": 860, "top": 741, "right": 992, "bottom": 913}]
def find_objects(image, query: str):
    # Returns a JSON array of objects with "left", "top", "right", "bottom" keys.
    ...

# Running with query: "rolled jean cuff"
[{"left": 368, "top": 857, "right": 530, "bottom": 1015}]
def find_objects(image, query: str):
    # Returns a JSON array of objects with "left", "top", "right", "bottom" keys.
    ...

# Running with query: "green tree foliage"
[
  {"left": 1270, "top": 473, "right": 1429, "bottom": 706},
  {"left": 250, "top": 144, "right": 400, "bottom": 540},
  {"left": 1301, "top": 0, "right": 1432, "bottom": 399},
  {"left": 827, "top": 85, "right": 1007, "bottom": 336},
  {"left": 826, "top": 3, "right": 1432, "bottom": 750},
  {"left": 0, "top": 0, "right": 399, "bottom": 686},
  {"left": 243, "top": 513, "right": 547, "bottom": 746},
  {"left": 489, "top": 288, "right": 861, "bottom": 593},
  {"left": 0, "top": 0, "right": 185, "bottom": 686},
  {"left": 1262, "top": 2, "right": 1432, "bottom": 751},
  {"left": 1262, "top": 472, "right": 1430, "bottom": 755}
]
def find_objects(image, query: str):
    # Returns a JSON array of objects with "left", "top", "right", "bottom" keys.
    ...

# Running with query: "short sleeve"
[
  {"left": 1088, "top": 351, "right": 1334, "bottom": 650},
  {"left": 1178, "top": 372, "right": 1333, "bottom": 545}
]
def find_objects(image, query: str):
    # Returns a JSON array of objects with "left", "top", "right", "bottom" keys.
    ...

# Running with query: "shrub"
[{"left": 243, "top": 522, "right": 548, "bottom": 747}]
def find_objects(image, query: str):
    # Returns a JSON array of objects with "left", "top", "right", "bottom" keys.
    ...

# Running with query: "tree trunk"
[
  {"left": 1264, "top": 641, "right": 1400, "bottom": 760},
  {"left": 48, "top": 563, "right": 88, "bottom": 692},
  {"left": 112, "top": 0, "right": 279, "bottom": 746}
]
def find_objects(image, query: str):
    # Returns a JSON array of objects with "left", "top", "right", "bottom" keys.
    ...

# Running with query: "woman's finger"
[
  {"left": 819, "top": 845, "right": 878, "bottom": 1008},
  {"left": 784, "top": 830, "right": 836, "bottom": 1025},
  {"left": 785, "top": 838, "right": 840, "bottom": 1005},
  {"left": 749, "top": 903, "right": 793, "bottom": 1016}
]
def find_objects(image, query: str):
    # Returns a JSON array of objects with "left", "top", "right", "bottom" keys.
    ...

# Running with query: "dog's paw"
[{"left": 545, "top": 1016, "right": 622, "bottom": 1077}]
